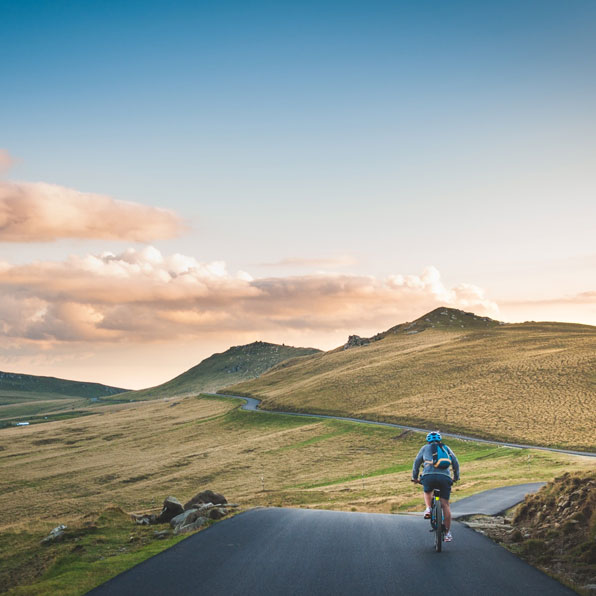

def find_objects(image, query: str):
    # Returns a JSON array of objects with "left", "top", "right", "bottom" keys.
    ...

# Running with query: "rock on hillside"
[{"left": 117, "top": 341, "right": 321, "bottom": 400}]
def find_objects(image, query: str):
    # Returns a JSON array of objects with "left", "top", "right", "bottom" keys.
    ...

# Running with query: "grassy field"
[
  {"left": 1, "top": 394, "right": 593, "bottom": 594},
  {"left": 226, "top": 320, "right": 596, "bottom": 451}
]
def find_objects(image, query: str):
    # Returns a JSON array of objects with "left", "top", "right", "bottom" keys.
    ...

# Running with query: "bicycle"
[
  {"left": 412, "top": 480, "right": 445, "bottom": 552},
  {"left": 429, "top": 488, "right": 445, "bottom": 552}
]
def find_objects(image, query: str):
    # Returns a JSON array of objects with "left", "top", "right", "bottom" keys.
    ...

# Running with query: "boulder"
[
  {"left": 41, "top": 524, "right": 67, "bottom": 545},
  {"left": 170, "top": 508, "right": 199, "bottom": 528},
  {"left": 173, "top": 516, "right": 208, "bottom": 535},
  {"left": 155, "top": 496, "right": 184, "bottom": 524},
  {"left": 184, "top": 490, "right": 227, "bottom": 510}
]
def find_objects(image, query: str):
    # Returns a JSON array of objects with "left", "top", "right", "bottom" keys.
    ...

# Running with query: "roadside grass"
[
  {"left": 1, "top": 394, "right": 593, "bottom": 594},
  {"left": 226, "top": 323, "right": 596, "bottom": 451},
  {"left": 2, "top": 506, "right": 188, "bottom": 596}
]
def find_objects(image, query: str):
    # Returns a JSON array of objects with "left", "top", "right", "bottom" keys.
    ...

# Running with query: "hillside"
[
  {"left": 0, "top": 371, "right": 128, "bottom": 426},
  {"left": 224, "top": 308, "right": 596, "bottom": 451},
  {"left": 116, "top": 341, "right": 321, "bottom": 401}
]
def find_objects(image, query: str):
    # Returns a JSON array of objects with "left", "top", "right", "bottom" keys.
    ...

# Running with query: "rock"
[
  {"left": 184, "top": 490, "right": 227, "bottom": 510},
  {"left": 156, "top": 496, "right": 184, "bottom": 524},
  {"left": 131, "top": 513, "right": 156, "bottom": 525},
  {"left": 173, "top": 516, "right": 208, "bottom": 535},
  {"left": 41, "top": 524, "right": 67, "bottom": 545},
  {"left": 153, "top": 530, "right": 170, "bottom": 540},
  {"left": 343, "top": 335, "right": 370, "bottom": 350},
  {"left": 209, "top": 508, "right": 227, "bottom": 520},
  {"left": 170, "top": 509, "right": 199, "bottom": 528}
]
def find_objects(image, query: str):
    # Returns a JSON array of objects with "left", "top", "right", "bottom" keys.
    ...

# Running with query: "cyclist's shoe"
[
  {"left": 423, "top": 507, "right": 431, "bottom": 519},
  {"left": 444, "top": 531, "right": 453, "bottom": 542}
]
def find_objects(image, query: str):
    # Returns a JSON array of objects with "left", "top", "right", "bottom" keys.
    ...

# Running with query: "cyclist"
[{"left": 411, "top": 431, "right": 460, "bottom": 542}]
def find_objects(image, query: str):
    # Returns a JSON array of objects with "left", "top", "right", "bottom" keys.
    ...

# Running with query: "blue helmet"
[{"left": 426, "top": 431, "right": 442, "bottom": 443}]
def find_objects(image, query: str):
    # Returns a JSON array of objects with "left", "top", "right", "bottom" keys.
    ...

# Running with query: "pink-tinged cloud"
[
  {"left": 0, "top": 181, "right": 184, "bottom": 242},
  {"left": 0, "top": 149, "right": 15, "bottom": 174},
  {"left": 0, "top": 247, "right": 499, "bottom": 343}
]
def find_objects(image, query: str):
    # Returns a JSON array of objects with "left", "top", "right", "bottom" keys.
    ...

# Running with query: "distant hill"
[
  {"left": 116, "top": 341, "right": 321, "bottom": 401},
  {"left": 224, "top": 308, "right": 596, "bottom": 451},
  {"left": 0, "top": 371, "right": 128, "bottom": 426},
  {"left": 0, "top": 371, "right": 127, "bottom": 399}
]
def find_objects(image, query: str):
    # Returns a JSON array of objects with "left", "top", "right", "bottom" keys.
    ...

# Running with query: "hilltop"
[
  {"left": 116, "top": 341, "right": 321, "bottom": 401},
  {"left": 224, "top": 307, "right": 596, "bottom": 451},
  {"left": 0, "top": 371, "right": 128, "bottom": 426}
]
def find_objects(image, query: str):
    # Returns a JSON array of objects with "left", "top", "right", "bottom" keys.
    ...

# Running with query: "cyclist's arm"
[
  {"left": 448, "top": 447, "right": 460, "bottom": 481},
  {"left": 412, "top": 447, "right": 424, "bottom": 481}
]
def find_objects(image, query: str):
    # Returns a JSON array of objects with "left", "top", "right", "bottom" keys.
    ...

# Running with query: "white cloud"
[{"left": 0, "top": 247, "right": 499, "bottom": 343}]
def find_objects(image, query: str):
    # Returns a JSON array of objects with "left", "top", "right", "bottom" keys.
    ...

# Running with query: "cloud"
[
  {"left": 0, "top": 247, "right": 499, "bottom": 344},
  {"left": 0, "top": 180, "right": 184, "bottom": 242},
  {"left": 0, "top": 149, "right": 15, "bottom": 174}
]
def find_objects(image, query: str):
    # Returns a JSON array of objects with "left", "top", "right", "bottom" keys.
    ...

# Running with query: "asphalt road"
[
  {"left": 213, "top": 394, "right": 596, "bottom": 458},
  {"left": 88, "top": 507, "right": 574, "bottom": 596},
  {"left": 451, "top": 483, "right": 545, "bottom": 518}
]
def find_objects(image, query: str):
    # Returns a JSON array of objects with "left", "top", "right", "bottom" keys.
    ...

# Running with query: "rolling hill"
[
  {"left": 223, "top": 308, "right": 596, "bottom": 451},
  {"left": 115, "top": 341, "right": 321, "bottom": 401},
  {"left": 0, "top": 371, "right": 128, "bottom": 426}
]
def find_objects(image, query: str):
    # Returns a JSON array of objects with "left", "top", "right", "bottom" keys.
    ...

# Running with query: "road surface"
[
  {"left": 88, "top": 507, "right": 574, "bottom": 595},
  {"left": 451, "top": 483, "right": 545, "bottom": 518}
]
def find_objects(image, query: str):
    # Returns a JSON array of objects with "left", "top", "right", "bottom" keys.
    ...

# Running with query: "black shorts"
[{"left": 422, "top": 474, "right": 453, "bottom": 501}]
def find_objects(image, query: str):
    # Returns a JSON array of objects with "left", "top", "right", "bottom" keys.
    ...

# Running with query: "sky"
[{"left": 1, "top": 0, "right": 595, "bottom": 389}]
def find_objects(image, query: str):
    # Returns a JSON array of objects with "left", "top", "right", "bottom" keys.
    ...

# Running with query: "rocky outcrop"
[
  {"left": 471, "top": 471, "right": 596, "bottom": 594},
  {"left": 184, "top": 490, "right": 227, "bottom": 510},
  {"left": 131, "top": 490, "right": 235, "bottom": 536},
  {"left": 343, "top": 335, "right": 370, "bottom": 350}
]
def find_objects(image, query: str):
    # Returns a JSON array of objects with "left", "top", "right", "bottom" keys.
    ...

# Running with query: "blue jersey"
[{"left": 412, "top": 443, "right": 460, "bottom": 481}]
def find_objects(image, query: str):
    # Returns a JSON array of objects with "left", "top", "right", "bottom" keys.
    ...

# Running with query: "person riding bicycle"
[{"left": 412, "top": 431, "right": 460, "bottom": 542}]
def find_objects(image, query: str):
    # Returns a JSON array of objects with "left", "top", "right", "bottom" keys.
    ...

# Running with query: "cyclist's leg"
[{"left": 440, "top": 498, "right": 452, "bottom": 531}]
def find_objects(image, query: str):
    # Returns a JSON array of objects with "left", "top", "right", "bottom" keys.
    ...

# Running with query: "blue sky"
[{"left": 1, "top": 1, "right": 595, "bottom": 386}]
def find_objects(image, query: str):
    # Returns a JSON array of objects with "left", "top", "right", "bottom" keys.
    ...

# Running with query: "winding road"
[{"left": 213, "top": 393, "right": 596, "bottom": 458}]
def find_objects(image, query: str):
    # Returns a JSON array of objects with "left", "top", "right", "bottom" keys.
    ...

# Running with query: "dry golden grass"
[
  {"left": 1, "top": 394, "right": 592, "bottom": 537},
  {"left": 227, "top": 323, "right": 596, "bottom": 451}
]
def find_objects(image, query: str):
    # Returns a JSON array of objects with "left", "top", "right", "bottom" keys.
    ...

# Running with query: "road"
[
  {"left": 451, "top": 483, "right": 545, "bottom": 518},
  {"left": 88, "top": 507, "right": 574, "bottom": 596},
  {"left": 212, "top": 394, "right": 596, "bottom": 458}
]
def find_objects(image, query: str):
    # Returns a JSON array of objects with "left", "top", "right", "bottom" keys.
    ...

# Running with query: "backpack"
[{"left": 431, "top": 442, "right": 452, "bottom": 469}]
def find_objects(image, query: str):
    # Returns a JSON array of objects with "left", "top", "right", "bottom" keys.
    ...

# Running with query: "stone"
[
  {"left": 209, "top": 508, "right": 227, "bottom": 520},
  {"left": 170, "top": 509, "right": 199, "bottom": 528},
  {"left": 173, "top": 516, "right": 208, "bottom": 535},
  {"left": 156, "top": 496, "right": 184, "bottom": 524},
  {"left": 184, "top": 490, "right": 227, "bottom": 510},
  {"left": 153, "top": 530, "right": 170, "bottom": 540},
  {"left": 41, "top": 524, "right": 67, "bottom": 545}
]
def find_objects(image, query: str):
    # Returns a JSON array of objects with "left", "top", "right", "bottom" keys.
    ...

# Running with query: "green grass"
[{"left": 2, "top": 507, "right": 189, "bottom": 596}]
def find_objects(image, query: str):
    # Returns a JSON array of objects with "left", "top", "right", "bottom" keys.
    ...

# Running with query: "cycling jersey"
[{"left": 412, "top": 443, "right": 460, "bottom": 482}]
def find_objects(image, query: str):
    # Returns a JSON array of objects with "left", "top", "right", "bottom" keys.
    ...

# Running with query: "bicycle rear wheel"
[{"left": 434, "top": 496, "right": 443, "bottom": 552}]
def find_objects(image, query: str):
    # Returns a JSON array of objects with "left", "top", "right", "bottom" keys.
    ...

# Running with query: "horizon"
[
  {"left": 1, "top": 1, "right": 595, "bottom": 388},
  {"left": 1, "top": 305, "right": 593, "bottom": 390}
]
